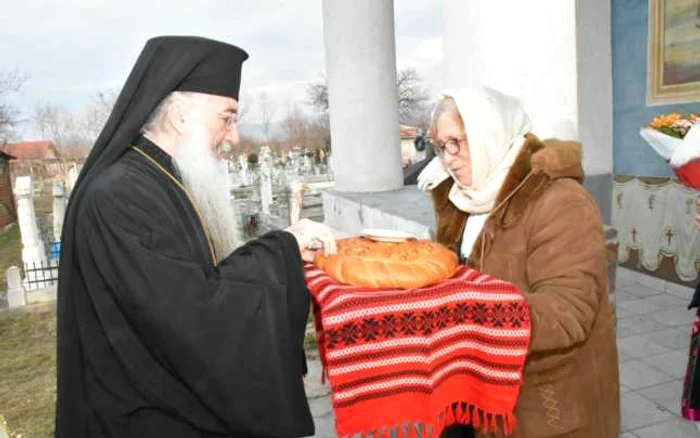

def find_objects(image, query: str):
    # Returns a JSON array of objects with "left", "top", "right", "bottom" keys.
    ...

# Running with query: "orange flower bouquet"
[{"left": 640, "top": 112, "right": 700, "bottom": 189}]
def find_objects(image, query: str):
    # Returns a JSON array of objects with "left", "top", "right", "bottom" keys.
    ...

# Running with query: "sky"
[{"left": 1, "top": 0, "right": 445, "bottom": 140}]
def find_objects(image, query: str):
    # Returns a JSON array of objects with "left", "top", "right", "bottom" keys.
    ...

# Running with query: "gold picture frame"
[{"left": 647, "top": 0, "right": 700, "bottom": 105}]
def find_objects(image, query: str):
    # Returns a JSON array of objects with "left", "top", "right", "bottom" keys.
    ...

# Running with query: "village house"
[
  {"left": 1, "top": 140, "right": 62, "bottom": 180},
  {"left": 0, "top": 151, "right": 17, "bottom": 228}
]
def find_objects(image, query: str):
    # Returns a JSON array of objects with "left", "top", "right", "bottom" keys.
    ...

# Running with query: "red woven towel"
[{"left": 304, "top": 264, "right": 531, "bottom": 437}]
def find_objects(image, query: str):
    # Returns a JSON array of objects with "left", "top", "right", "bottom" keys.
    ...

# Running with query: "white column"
[
  {"left": 15, "top": 176, "right": 46, "bottom": 265},
  {"left": 15, "top": 176, "right": 47, "bottom": 290},
  {"left": 575, "top": 0, "right": 613, "bottom": 177},
  {"left": 322, "top": 0, "right": 403, "bottom": 192},
  {"left": 53, "top": 180, "right": 66, "bottom": 242}
]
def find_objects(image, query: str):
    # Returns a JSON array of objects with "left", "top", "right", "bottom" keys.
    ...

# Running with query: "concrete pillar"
[
  {"left": 53, "top": 180, "right": 66, "bottom": 242},
  {"left": 14, "top": 176, "right": 46, "bottom": 266},
  {"left": 322, "top": 0, "right": 403, "bottom": 192},
  {"left": 442, "top": 0, "right": 613, "bottom": 222},
  {"left": 6, "top": 266, "right": 25, "bottom": 308},
  {"left": 575, "top": 0, "right": 614, "bottom": 223},
  {"left": 15, "top": 176, "right": 48, "bottom": 290}
]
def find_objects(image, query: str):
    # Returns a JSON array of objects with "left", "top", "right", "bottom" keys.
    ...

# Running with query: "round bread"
[{"left": 314, "top": 237, "right": 459, "bottom": 289}]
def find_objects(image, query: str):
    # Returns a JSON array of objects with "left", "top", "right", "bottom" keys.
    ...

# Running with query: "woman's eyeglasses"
[{"left": 433, "top": 136, "right": 466, "bottom": 157}]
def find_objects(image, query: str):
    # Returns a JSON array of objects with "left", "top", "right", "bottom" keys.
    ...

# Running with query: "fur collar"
[{"left": 491, "top": 134, "right": 583, "bottom": 228}]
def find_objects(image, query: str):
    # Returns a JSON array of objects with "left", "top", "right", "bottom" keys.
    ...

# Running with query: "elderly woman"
[{"left": 418, "top": 87, "right": 620, "bottom": 438}]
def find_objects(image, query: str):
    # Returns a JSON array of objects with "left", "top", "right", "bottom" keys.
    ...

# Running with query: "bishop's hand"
[{"left": 285, "top": 218, "right": 337, "bottom": 262}]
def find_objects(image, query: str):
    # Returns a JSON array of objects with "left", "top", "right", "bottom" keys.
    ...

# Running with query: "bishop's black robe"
[{"left": 56, "top": 136, "right": 314, "bottom": 437}]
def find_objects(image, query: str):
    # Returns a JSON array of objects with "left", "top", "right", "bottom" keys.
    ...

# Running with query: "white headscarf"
[{"left": 417, "top": 86, "right": 532, "bottom": 214}]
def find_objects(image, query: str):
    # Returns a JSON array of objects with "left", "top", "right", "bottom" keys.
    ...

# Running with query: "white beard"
[{"left": 173, "top": 127, "right": 243, "bottom": 260}]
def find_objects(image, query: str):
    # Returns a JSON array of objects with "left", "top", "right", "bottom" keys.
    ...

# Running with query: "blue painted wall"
[{"left": 612, "top": 0, "right": 700, "bottom": 177}]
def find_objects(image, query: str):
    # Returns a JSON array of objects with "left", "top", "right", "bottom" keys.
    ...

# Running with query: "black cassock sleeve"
[{"left": 75, "top": 187, "right": 314, "bottom": 437}]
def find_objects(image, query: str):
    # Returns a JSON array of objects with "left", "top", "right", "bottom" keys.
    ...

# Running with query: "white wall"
[
  {"left": 576, "top": 0, "right": 613, "bottom": 175},
  {"left": 442, "top": 0, "right": 614, "bottom": 219},
  {"left": 443, "top": 0, "right": 579, "bottom": 142}
]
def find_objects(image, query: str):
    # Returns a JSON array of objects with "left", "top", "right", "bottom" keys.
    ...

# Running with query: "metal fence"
[{"left": 22, "top": 259, "right": 59, "bottom": 290}]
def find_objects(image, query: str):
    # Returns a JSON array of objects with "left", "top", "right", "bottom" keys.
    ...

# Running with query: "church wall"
[
  {"left": 612, "top": 0, "right": 700, "bottom": 285},
  {"left": 612, "top": 0, "right": 700, "bottom": 177}
]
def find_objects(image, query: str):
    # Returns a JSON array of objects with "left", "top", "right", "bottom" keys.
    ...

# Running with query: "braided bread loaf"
[{"left": 314, "top": 237, "right": 459, "bottom": 289}]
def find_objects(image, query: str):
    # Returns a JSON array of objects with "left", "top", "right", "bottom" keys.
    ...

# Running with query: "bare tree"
[
  {"left": 33, "top": 89, "right": 117, "bottom": 157},
  {"left": 34, "top": 104, "right": 61, "bottom": 140},
  {"left": 82, "top": 89, "right": 117, "bottom": 141},
  {"left": 305, "top": 116, "right": 331, "bottom": 152},
  {"left": 258, "top": 91, "right": 277, "bottom": 143},
  {"left": 282, "top": 102, "right": 307, "bottom": 152},
  {"left": 305, "top": 68, "right": 428, "bottom": 124},
  {"left": 33, "top": 102, "right": 88, "bottom": 156},
  {"left": 396, "top": 68, "right": 429, "bottom": 124},
  {"left": 0, "top": 69, "right": 27, "bottom": 145},
  {"left": 306, "top": 74, "right": 328, "bottom": 115}
]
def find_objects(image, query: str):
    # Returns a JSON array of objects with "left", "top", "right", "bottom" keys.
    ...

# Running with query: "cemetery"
[{"left": 2, "top": 0, "right": 700, "bottom": 436}]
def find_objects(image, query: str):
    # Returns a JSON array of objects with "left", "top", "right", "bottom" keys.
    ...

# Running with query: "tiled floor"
[
  {"left": 616, "top": 267, "right": 700, "bottom": 437},
  {"left": 304, "top": 267, "right": 700, "bottom": 437}
]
